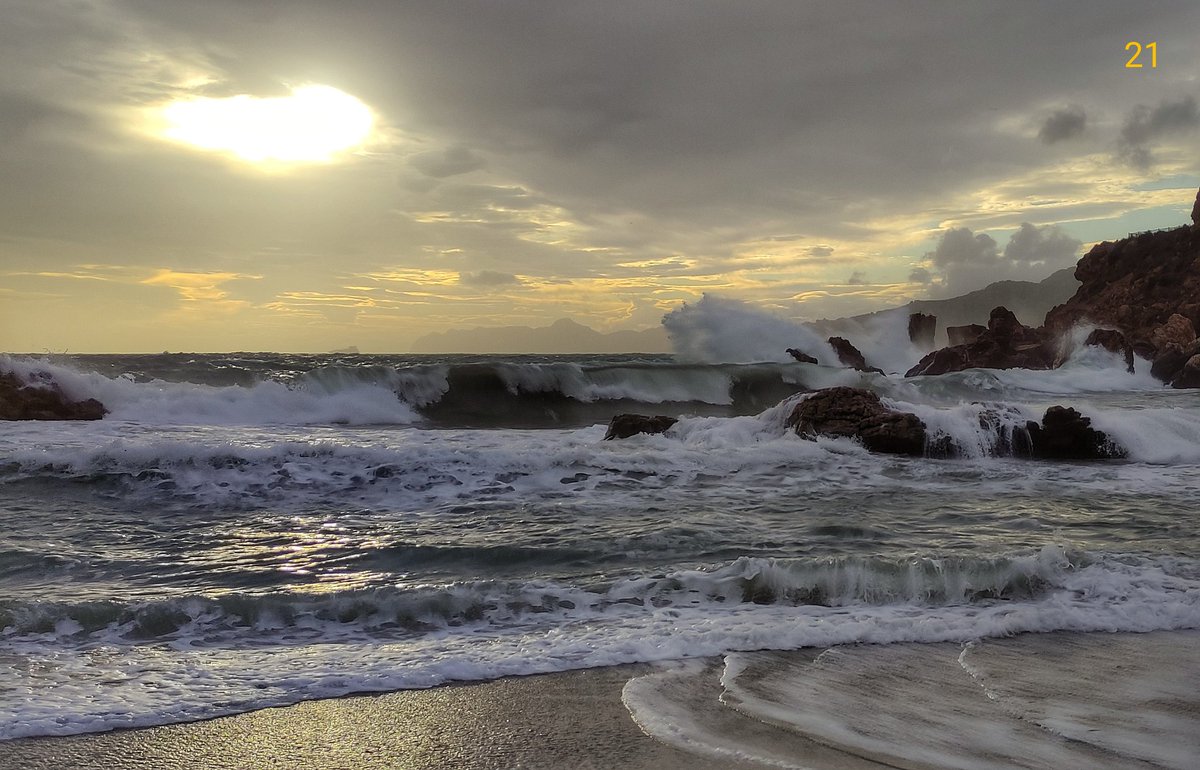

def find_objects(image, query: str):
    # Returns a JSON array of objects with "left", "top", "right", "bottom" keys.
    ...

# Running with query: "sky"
[{"left": 1, "top": 0, "right": 1198, "bottom": 353}]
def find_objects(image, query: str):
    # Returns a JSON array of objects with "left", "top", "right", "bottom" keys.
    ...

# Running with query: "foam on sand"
[{"left": 624, "top": 631, "right": 1200, "bottom": 769}]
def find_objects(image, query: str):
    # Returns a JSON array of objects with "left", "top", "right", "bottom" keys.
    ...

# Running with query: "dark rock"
[
  {"left": 906, "top": 306, "right": 1054, "bottom": 377},
  {"left": 0, "top": 372, "right": 107, "bottom": 421},
  {"left": 1023, "top": 406, "right": 1125, "bottom": 459},
  {"left": 1150, "top": 338, "right": 1200, "bottom": 387},
  {"left": 1082, "top": 329, "right": 1134, "bottom": 373},
  {"left": 947, "top": 324, "right": 986, "bottom": 347},
  {"left": 1174, "top": 354, "right": 1200, "bottom": 389},
  {"left": 1193, "top": 186, "right": 1200, "bottom": 227},
  {"left": 907, "top": 313, "right": 936, "bottom": 350},
  {"left": 786, "top": 386, "right": 925, "bottom": 455},
  {"left": 604, "top": 413, "right": 678, "bottom": 440},
  {"left": 785, "top": 348, "right": 818, "bottom": 364},
  {"left": 827, "top": 337, "right": 884, "bottom": 374}
]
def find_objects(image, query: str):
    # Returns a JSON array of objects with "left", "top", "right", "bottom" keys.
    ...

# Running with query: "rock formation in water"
[
  {"left": 1081, "top": 329, "right": 1135, "bottom": 374},
  {"left": 905, "top": 307, "right": 1055, "bottom": 377},
  {"left": 907, "top": 313, "right": 936, "bottom": 350},
  {"left": 780, "top": 387, "right": 1124, "bottom": 460},
  {"left": 0, "top": 371, "right": 107, "bottom": 420},
  {"left": 903, "top": 189, "right": 1199, "bottom": 385},
  {"left": 785, "top": 348, "right": 818, "bottom": 364},
  {"left": 786, "top": 387, "right": 926, "bottom": 455},
  {"left": 1024, "top": 406, "right": 1125, "bottom": 460},
  {"left": 604, "top": 414, "right": 678, "bottom": 440},
  {"left": 827, "top": 337, "right": 884, "bottom": 374}
]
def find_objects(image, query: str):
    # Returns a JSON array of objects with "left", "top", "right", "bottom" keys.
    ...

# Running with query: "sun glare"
[{"left": 160, "top": 85, "right": 374, "bottom": 163}]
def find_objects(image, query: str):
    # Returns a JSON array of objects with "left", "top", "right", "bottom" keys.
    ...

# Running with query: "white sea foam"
[
  {"left": 2, "top": 548, "right": 1197, "bottom": 740},
  {"left": 662, "top": 295, "right": 839, "bottom": 365},
  {"left": 1, "top": 356, "right": 422, "bottom": 426}
]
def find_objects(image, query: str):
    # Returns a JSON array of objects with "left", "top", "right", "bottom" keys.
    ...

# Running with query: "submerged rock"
[
  {"left": 1024, "top": 406, "right": 1125, "bottom": 460},
  {"left": 786, "top": 386, "right": 925, "bottom": 456},
  {"left": 0, "top": 372, "right": 107, "bottom": 421},
  {"left": 603, "top": 413, "right": 678, "bottom": 440},
  {"left": 906, "top": 306, "right": 1054, "bottom": 377}
]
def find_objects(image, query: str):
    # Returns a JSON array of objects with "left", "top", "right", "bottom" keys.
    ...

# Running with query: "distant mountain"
[
  {"left": 820, "top": 268, "right": 1080, "bottom": 345},
  {"left": 410, "top": 318, "right": 671, "bottom": 353},
  {"left": 412, "top": 270, "right": 1080, "bottom": 353}
]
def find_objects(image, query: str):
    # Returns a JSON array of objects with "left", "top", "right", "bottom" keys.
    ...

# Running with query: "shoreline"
[{"left": 2, "top": 629, "right": 1196, "bottom": 770}]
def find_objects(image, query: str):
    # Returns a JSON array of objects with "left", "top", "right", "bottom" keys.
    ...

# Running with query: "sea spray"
[{"left": 662, "top": 295, "right": 839, "bottom": 365}]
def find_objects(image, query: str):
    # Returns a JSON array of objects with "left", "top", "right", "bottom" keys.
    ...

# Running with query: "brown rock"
[
  {"left": 786, "top": 386, "right": 925, "bottom": 455},
  {"left": 907, "top": 313, "right": 936, "bottom": 350},
  {"left": 1082, "top": 329, "right": 1134, "bottom": 373},
  {"left": 0, "top": 372, "right": 107, "bottom": 421},
  {"left": 1043, "top": 206, "right": 1200, "bottom": 356},
  {"left": 947, "top": 324, "right": 986, "bottom": 347},
  {"left": 603, "top": 414, "right": 678, "bottom": 440},
  {"left": 1023, "top": 406, "right": 1125, "bottom": 459},
  {"left": 1150, "top": 314, "right": 1197, "bottom": 351},
  {"left": 1193, "top": 186, "right": 1200, "bottom": 227},
  {"left": 906, "top": 307, "right": 1054, "bottom": 377}
]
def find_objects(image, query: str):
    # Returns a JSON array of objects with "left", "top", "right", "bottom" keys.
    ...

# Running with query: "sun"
[{"left": 159, "top": 85, "right": 374, "bottom": 164}]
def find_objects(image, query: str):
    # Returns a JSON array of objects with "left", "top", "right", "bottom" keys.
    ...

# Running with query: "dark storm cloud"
[
  {"left": 108, "top": 0, "right": 1197, "bottom": 232},
  {"left": 1118, "top": 96, "right": 1200, "bottom": 168},
  {"left": 1038, "top": 106, "right": 1087, "bottom": 145}
]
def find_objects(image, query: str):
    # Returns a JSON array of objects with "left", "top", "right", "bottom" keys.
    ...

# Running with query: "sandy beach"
[{"left": 2, "top": 630, "right": 1196, "bottom": 770}]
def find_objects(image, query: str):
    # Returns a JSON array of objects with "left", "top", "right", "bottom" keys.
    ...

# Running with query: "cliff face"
[{"left": 1043, "top": 224, "right": 1200, "bottom": 355}]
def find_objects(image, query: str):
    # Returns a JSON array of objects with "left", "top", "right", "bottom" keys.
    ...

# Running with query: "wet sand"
[
  {"left": 1, "top": 631, "right": 1196, "bottom": 770},
  {"left": 0, "top": 664, "right": 773, "bottom": 770}
]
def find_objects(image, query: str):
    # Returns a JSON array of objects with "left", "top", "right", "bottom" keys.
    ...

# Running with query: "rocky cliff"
[{"left": 1043, "top": 221, "right": 1200, "bottom": 356}]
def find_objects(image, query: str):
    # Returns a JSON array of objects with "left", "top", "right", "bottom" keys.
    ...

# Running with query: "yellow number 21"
[{"left": 1125, "top": 41, "right": 1158, "bottom": 69}]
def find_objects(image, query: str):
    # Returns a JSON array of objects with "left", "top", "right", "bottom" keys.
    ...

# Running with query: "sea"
[{"left": 1, "top": 313, "right": 1198, "bottom": 764}]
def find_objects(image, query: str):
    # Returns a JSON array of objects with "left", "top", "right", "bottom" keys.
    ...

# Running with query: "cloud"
[
  {"left": 922, "top": 223, "right": 1080, "bottom": 295},
  {"left": 458, "top": 270, "right": 523, "bottom": 287},
  {"left": 1118, "top": 95, "right": 1199, "bottom": 168},
  {"left": 141, "top": 269, "right": 260, "bottom": 302},
  {"left": 1002, "top": 222, "right": 1080, "bottom": 265},
  {"left": 908, "top": 266, "right": 932, "bottom": 284},
  {"left": 409, "top": 146, "right": 486, "bottom": 178},
  {"left": 1038, "top": 105, "right": 1086, "bottom": 144},
  {"left": 928, "top": 228, "right": 999, "bottom": 268},
  {"left": 808, "top": 245, "right": 835, "bottom": 258},
  {"left": 846, "top": 270, "right": 867, "bottom": 285}
]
